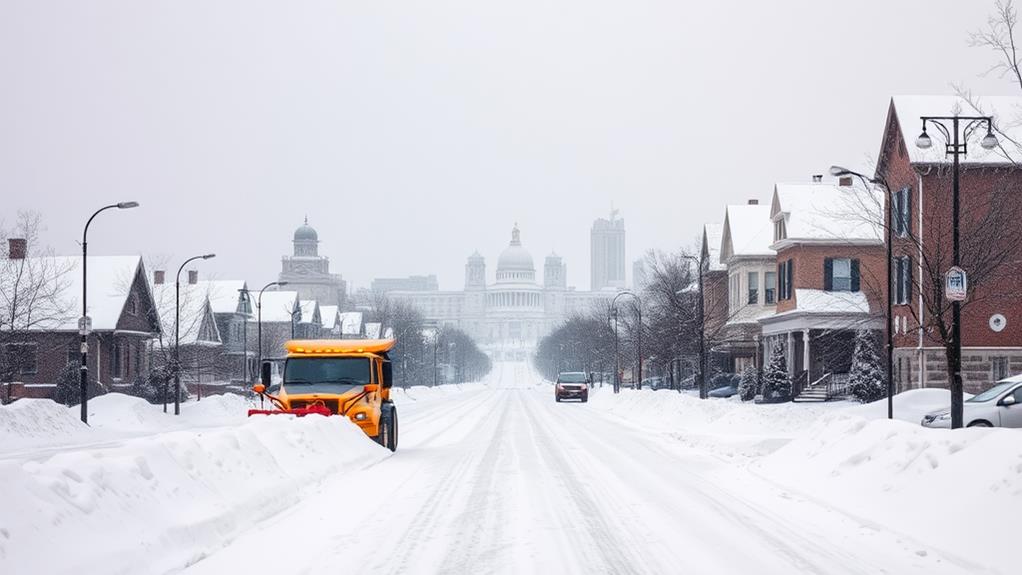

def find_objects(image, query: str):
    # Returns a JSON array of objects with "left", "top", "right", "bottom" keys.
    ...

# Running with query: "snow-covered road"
[{"left": 177, "top": 363, "right": 980, "bottom": 575}]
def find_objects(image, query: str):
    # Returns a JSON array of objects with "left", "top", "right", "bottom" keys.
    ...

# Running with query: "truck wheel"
[
  {"left": 387, "top": 406, "right": 399, "bottom": 452},
  {"left": 582, "top": 394, "right": 588, "bottom": 403},
  {"left": 555, "top": 396, "right": 561, "bottom": 403}
]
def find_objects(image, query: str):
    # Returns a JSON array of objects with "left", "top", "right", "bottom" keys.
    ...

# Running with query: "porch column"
[
  {"left": 786, "top": 332, "right": 795, "bottom": 376},
  {"left": 803, "top": 330, "right": 811, "bottom": 380}
]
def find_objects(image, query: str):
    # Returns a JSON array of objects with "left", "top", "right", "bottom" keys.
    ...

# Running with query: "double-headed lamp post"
[
  {"left": 830, "top": 165, "right": 895, "bottom": 420},
  {"left": 611, "top": 291, "right": 642, "bottom": 390},
  {"left": 915, "top": 115, "right": 998, "bottom": 429},
  {"left": 80, "top": 202, "right": 139, "bottom": 424},
  {"left": 173, "top": 253, "right": 216, "bottom": 415}
]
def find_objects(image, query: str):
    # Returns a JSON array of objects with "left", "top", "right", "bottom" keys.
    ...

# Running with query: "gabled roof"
[
  {"left": 319, "top": 305, "right": 339, "bottom": 330},
  {"left": 701, "top": 223, "right": 726, "bottom": 272},
  {"left": 0, "top": 255, "right": 153, "bottom": 332},
  {"left": 257, "top": 291, "right": 299, "bottom": 322},
  {"left": 151, "top": 282, "right": 221, "bottom": 345},
  {"left": 771, "top": 182, "right": 883, "bottom": 245},
  {"left": 297, "top": 300, "right": 320, "bottom": 325},
  {"left": 195, "top": 280, "right": 248, "bottom": 315},
  {"left": 339, "top": 311, "right": 363, "bottom": 335},
  {"left": 721, "top": 204, "right": 774, "bottom": 261},
  {"left": 887, "top": 95, "right": 1022, "bottom": 167}
]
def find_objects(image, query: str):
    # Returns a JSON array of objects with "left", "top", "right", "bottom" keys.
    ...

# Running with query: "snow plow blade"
[{"left": 248, "top": 405, "right": 334, "bottom": 417}]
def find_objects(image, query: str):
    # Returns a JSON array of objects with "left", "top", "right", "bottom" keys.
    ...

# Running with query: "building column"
[
  {"left": 803, "top": 329, "right": 811, "bottom": 380},
  {"left": 786, "top": 332, "right": 795, "bottom": 376}
]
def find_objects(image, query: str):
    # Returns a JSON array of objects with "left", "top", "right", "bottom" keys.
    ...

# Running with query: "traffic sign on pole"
[{"left": 945, "top": 266, "right": 967, "bottom": 301}]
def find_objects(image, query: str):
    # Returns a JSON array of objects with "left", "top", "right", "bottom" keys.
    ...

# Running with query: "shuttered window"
[{"left": 824, "top": 258, "right": 860, "bottom": 292}]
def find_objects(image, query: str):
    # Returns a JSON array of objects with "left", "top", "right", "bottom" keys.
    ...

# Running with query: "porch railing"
[{"left": 791, "top": 370, "right": 809, "bottom": 397}]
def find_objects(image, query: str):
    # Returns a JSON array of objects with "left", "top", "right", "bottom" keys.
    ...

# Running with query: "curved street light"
[
  {"left": 80, "top": 202, "right": 139, "bottom": 424},
  {"left": 611, "top": 291, "right": 642, "bottom": 391},
  {"left": 172, "top": 253, "right": 216, "bottom": 415}
]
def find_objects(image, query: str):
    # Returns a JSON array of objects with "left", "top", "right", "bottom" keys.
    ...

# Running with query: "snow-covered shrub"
[
  {"left": 762, "top": 344, "right": 791, "bottom": 400},
  {"left": 738, "top": 365, "right": 758, "bottom": 401},
  {"left": 709, "top": 372, "right": 735, "bottom": 390},
  {"left": 848, "top": 329, "right": 886, "bottom": 403},
  {"left": 54, "top": 360, "right": 104, "bottom": 406}
]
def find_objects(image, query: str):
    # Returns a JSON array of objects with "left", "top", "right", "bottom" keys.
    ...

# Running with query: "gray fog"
[{"left": 0, "top": 0, "right": 1011, "bottom": 290}]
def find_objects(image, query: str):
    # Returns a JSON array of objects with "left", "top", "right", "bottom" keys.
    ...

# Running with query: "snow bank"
[
  {"left": 839, "top": 387, "right": 972, "bottom": 423},
  {"left": 0, "top": 413, "right": 389, "bottom": 575},
  {"left": 0, "top": 399, "right": 89, "bottom": 449},
  {"left": 757, "top": 414, "right": 1021, "bottom": 571}
]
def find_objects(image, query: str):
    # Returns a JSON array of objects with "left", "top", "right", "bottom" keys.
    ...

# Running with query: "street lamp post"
[
  {"left": 915, "top": 115, "right": 998, "bottom": 429},
  {"left": 830, "top": 165, "right": 895, "bottom": 420},
  {"left": 611, "top": 291, "right": 642, "bottom": 390},
  {"left": 80, "top": 201, "right": 139, "bottom": 424},
  {"left": 174, "top": 253, "right": 215, "bottom": 415},
  {"left": 254, "top": 281, "right": 288, "bottom": 371},
  {"left": 237, "top": 289, "right": 250, "bottom": 385},
  {"left": 680, "top": 253, "right": 707, "bottom": 398},
  {"left": 609, "top": 310, "right": 620, "bottom": 394}
]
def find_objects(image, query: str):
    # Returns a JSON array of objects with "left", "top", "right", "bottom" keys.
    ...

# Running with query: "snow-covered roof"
[
  {"left": 339, "top": 311, "right": 363, "bottom": 335},
  {"left": 319, "top": 305, "right": 339, "bottom": 330},
  {"left": 721, "top": 204, "right": 774, "bottom": 260},
  {"left": 256, "top": 291, "right": 299, "bottom": 322},
  {"left": 364, "top": 322, "right": 382, "bottom": 339},
  {"left": 297, "top": 300, "right": 318, "bottom": 325},
  {"left": 702, "top": 223, "right": 726, "bottom": 271},
  {"left": 890, "top": 95, "right": 1022, "bottom": 166},
  {"left": 0, "top": 255, "right": 148, "bottom": 332},
  {"left": 726, "top": 305, "right": 776, "bottom": 326},
  {"left": 195, "top": 280, "right": 247, "bottom": 315},
  {"left": 151, "top": 282, "right": 221, "bottom": 345},
  {"left": 792, "top": 289, "right": 869, "bottom": 315},
  {"left": 771, "top": 182, "right": 883, "bottom": 245}
]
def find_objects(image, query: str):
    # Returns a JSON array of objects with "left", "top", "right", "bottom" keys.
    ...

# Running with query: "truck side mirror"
[
  {"left": 252, "top": 383, "right": 266, "bottom": 395},
  {"left": 261, "top": 361, "right": 272, "bottom": 386},
  {"left": 382, "top": 360, "right": 393, "bottom": 389}
]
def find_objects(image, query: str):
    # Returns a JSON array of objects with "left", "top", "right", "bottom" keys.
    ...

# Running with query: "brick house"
[
  {"left": 700, "top": 222, "right": 729, "bottom": 374},
  {"left": 716, "top": 200, "right": 776, "bottom": 374},
  {"left": 150, "top": 270, "right": 222, "bottom": 392},
  {"left": 876, "top": 95, "right": 1022, "bottom": 392},
  {"left": 758, "top": 179, "right": 886, "bottom": 394},
  {"left": 1, "top": 246, "right": 159, "bottom": 402}
]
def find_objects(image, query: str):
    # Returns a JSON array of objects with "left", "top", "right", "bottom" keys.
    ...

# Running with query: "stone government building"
[
  {"left": 279, "top": 218, "right": 347, "bottom": 308},
  {"left": 388, "top": 225, "right": 618, "bottom": 348}
]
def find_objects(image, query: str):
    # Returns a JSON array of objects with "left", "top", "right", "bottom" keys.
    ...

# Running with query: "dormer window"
[{"left": 773, "top": 217, "right": 787, "bottom": 242}]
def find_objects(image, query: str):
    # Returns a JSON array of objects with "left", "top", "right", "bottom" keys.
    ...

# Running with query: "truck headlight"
[{"left": 354, "top": 412, "right": 367, "bottom": 421}]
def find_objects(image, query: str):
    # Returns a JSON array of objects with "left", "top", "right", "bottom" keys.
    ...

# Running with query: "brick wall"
[{"left": 774, "top": 243, "right": 886, "bottom": 314}]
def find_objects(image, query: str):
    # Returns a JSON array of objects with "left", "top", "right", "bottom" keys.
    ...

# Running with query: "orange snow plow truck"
[{"left": 249, "top": 339, "right": 398, "bottom": 451}]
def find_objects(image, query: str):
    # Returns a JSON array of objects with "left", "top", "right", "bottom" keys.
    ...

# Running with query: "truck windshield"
[{"left": 282, "top": 357, "right": 372, "bottom": 389}]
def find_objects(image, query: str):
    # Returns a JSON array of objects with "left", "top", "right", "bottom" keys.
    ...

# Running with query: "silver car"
[{"left": 922, "top": 375, "right": 1022, "bottom": 428}]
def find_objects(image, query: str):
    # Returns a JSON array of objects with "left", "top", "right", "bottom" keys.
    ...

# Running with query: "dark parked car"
[{"left": 708, "top": 384, "right": 738, "bottom": 398}]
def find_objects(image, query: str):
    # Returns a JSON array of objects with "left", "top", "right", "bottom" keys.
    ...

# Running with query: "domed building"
[
  {"left": 279, "top": 218, "right": 347, "bottom": 307},
  {"left": 389, "top": 224, "right": 618, "bottom": 351}
]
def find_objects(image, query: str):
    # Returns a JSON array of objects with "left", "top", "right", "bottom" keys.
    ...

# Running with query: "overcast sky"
[{"left": 0, "top": 0, "right": 1014, "bottom": 291}]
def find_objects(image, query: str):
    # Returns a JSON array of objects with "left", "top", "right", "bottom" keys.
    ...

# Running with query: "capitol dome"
[
  {"left": 294, "top": 217, "right": 318, "bottom": 242},
  {"left": 496, "top": 224, "right": 536, "bottom": 283}
]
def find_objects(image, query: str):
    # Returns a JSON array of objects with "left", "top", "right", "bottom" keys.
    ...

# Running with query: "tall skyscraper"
[{"left": 590, "top": 209, "right": 626, "bottom": 290}]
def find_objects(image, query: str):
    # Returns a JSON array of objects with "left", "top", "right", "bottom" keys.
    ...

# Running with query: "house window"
[
  {"left": 4, "top": 343, "right": 38, "bottom": 375},
  {"left": 773, "top": 218, "right": 786, "bottom": 242},
  {"left": 825, "top": 258, "right": 860, "bottom": 292},
  {"left": 112, "top": 339, "right": 124, "bottom": 380},
  {"left": 67, "top": 345, "right": 79, "bottom": 366},
  {"left": 777, "top": 259, "right": 794, "bottom": 300},
  {"left": 992, "top": 357, "right": 1009, "bottom": 381},
  {"left": 747, "top": 272, "right": 759, "bottom": 305},
  {"left": 893, "top": 187, "right": 911, "bottom": 237},
  {"left": 127, "top": 295, "right": 138, "bottom": 316},
  {"left": 894, "top": 256, "right": 912, "bottom": 305},
  {"left": 765, "top": 271, "right": 777, "bottom": 304}
]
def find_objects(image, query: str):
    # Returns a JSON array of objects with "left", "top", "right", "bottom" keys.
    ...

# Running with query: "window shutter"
[
  {"left": 902, "top": 187, "right": 912, "bottom": 236},
  {"left": 786, "top": 259, "right": 794, "bottom": 299},
  {"left": 894, "top": 257, "right": 903, "bottom": 304},
  {"left": 777, "top": 262, "right": 784, "bottom": 299},
  {"left": 851, "top": 259, "right": 861, "bottom": 292},
  {"left": 905, "top": 256, "right": 913, "bottom": 302},
  {"left": 891, "top": 190, "right": 901, "bottom": 236},
  {"left": 823, "top": 258, "right": 833, "bottom": 291}
]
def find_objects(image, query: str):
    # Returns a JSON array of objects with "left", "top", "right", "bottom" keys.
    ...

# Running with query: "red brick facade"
[{"left": 774, "top": 244, "right": 886, "bottom": 315}]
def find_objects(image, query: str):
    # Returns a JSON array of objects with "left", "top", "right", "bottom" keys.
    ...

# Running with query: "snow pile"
[
  {"left": 0, "top": 413, "right": 389, "bottom": 575},
  {"left": 0, "top": 399, "right": 88, "bottom": 448},
  {"left": 839, "top": 388, "right": 972, "bottom": 423},
  {"left": 82, "top": 393, "right": 174, "bottom": 432},
  {"left": 757, "top": 414, "right": 1021, "bottom": 570}
]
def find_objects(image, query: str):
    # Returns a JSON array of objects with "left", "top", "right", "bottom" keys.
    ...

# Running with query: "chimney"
[
  {"left": 153, "top": 270, "right": 165, "bottom": 285},
  {"left": 188, "top": 270, "right": 198, "bottom": 285},
  {"left": 838, "top": 176, "right": 854, "bottom": 187},
  {"left": 747, "top": 199, "right": 759, "bottom": 205},
  {"left": 7, "top": 238, "right": 26, "bottom": 260},
  {"left": 812, "top": 174, "right": 823, "bottom": 183}
]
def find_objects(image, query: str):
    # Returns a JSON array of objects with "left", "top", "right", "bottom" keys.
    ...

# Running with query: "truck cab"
[{"left": 251, "top": 339, "right": 399, "bottom": 451}]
